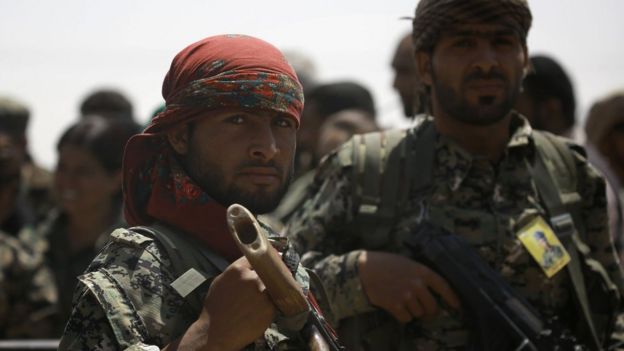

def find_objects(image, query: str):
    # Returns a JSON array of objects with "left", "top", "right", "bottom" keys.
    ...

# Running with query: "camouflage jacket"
[
  {"left": 58, "top": 225, "right": 308, "bottom": 351},
  {"left": 0, "top": 229, "right": 58, "bottom": 338},
  {"left": 286, "top": 116, "right": 624, "bottom": 350}
]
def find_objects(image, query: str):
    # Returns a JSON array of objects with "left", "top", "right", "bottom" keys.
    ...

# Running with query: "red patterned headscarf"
[{"left": 123, "top": 35, "right": 304, "bottom": 262}]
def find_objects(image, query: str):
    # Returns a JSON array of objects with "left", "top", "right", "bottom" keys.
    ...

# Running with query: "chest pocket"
[{"left": 428, "top": 205, "right": 501, "bottom": 246}]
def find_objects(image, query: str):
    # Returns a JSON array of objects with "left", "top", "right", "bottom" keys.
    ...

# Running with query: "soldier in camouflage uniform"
[
  {"left": 287, "top": 1, "right": 624, "bottom": 350},
  {"left": 59, "top": 35, "right": 310, "bottom": 350},
  {"left": 1, "top": 127, "right": 58, "bottom": 338},
  {"left": 0, "top": 96, "right": 54, "bottom": 228}
]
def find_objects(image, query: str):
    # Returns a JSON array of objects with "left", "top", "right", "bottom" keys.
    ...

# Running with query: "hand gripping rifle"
[
  {"left": 226, "top": 204, "right": 344, "bottom": 351},
  {"left": 404, "top": 223, "right": 590, "bottom": 351}
]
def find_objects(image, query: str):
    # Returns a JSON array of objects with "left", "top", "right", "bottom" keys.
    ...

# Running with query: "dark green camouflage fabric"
[
  {"left": 58, "top": 226, "right": 309, "bottom": 350},
  {"left": 286, "top": 115, "right": 624, "bottom": 350},
  {"left": 0, "top": 229, "right": 58, "bottom": 338}
]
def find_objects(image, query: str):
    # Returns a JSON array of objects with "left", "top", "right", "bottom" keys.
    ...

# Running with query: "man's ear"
[
  {"left": 415, "top": 51, "right": 433, "bottom": 87},
  {"left": 167, "top": 124, "right": 190, "bottom": 155}
]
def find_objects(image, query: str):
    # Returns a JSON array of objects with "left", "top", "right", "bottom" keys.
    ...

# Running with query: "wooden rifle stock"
[{"left": 226, "top": 204, "right": 332, "bottom": 351}]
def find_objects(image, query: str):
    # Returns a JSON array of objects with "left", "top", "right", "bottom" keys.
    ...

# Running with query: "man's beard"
[
  {"left": 433, "top": 69, "right": 520, "bottom": 126},
  {"left": 184, "top": 149, "right": 292, "bottom": 214}
]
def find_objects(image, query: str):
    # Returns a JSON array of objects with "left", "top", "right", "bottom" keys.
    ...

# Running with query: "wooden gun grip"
[{"left": 227, "top": 204, "right": 308, "bottom": 316}]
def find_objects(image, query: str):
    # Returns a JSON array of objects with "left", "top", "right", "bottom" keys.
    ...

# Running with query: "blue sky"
[{"left": 1, "top": 0, "right": 623, "bottom": 168}]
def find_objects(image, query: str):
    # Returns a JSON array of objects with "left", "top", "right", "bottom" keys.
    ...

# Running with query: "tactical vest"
[
  {"left": 132, "top": 223, "right": 308, "bottom": 350},
  {"left": 76, "top": 224, "right": 226, "bottom": 348},
  {"left": 131, "top": 223, "right": 229, "bottom": 313},
  {"left": 335, "top": 117, "right": 620, "bottom": 350}
]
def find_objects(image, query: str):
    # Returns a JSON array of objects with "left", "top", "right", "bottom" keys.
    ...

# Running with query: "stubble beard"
[
  {"left": 432, "top": 69, "right": 520, "bottom": 126},
  {"left": 184, "top": 146, "right": 292, "bottom": 215}
]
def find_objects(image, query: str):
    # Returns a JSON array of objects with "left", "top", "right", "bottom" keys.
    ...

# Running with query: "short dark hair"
[
  {"left": 0, "top": 97, "right": 30, "bottom": 137},
  {"left": 57, "top": 116, "right": 141, "bottom": 174},
  {"left": 79, "top": 89, "right": 134, "bottom": 122},
  {"left": 523, "top": 55, "right": 576, "bottom": 130},
  {"left": 306, "top": 81, "right": 376, "bottom": 120}
]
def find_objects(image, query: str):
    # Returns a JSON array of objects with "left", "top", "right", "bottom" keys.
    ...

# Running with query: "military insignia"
[{"left": 517, "top": 216, "right": 570, "bottom": 278}]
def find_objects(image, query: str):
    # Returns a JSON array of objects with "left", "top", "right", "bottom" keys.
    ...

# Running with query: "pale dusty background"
[{"left": 1, "top": 0, "right": 623, "bottom": 168}]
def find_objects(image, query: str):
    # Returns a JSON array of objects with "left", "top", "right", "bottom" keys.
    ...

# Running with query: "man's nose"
[
  {"left": 472, "top": 44, "right": 499, "bottom": 74},
  {"left": 249, "top": 126, "right": 278, "bottom": 161}
]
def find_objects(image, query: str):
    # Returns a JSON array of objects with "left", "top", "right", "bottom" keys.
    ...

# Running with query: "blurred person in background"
[
  {"left": 267, "top": 81, "right": 378, "bottom": 229},
  {"left": 283, "top": 50, "right": 318, "bottom": 96},
  {"left": 391, "top": 32, "right": 428, "bottom": 118},
  {"left": 316, "top": 109, "right": 379, "bottom": 159},
  {"left": 0, "top": 96, "right": 54, "bottom": 228},
  {"left": 266, "top": 108, "right": 379, "bottom": 229},
  {"left": 0, "top": 131, "right": 29, "bottom": 237},
  {"left": 515, "top": 55, "right": 577, "bottom": 139},
  {"left": 1, "top": 126, "right": 57, "bottom": 339},
  {"left": 295, "top": 81, "right": 376, "bottom": 178},
  {"left": 585, "top": 92, "right": 624, "bottom": 243},
  {"left": 79, "top": 88, "right": 136, "bottom": 123},
  {"left": 1, "top": 230, "right": 57, "bottom": 339},
  {"left": 21, "top": 116, "right": 140, "bottom": 336}
]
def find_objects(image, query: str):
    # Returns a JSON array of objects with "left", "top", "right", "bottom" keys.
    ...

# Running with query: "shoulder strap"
[
  {"left": 346, "top": 119, "right": 436, "bottom": 246},
  {"left": 130, "top": 223, "right": 228, "bottom": 313},
  {"left": 532, "top": 132, "right": 585, "bottom": 232},
  {"left": 530, "top": 131, "right": 603, "bottom": 350}
]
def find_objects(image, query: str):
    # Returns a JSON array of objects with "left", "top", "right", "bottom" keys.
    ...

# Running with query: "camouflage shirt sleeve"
[
  {"left": 59, "top": 231, "right": 185, "bottom": 350},
  {"left": 574, "top": 146, "right": 624, "bottom": 295},
  {"left": 0, "top": 230, "right": 58, "bottom": 338},
  {"left": 286, "top": 151, "right": 375, "bottom": 323}
]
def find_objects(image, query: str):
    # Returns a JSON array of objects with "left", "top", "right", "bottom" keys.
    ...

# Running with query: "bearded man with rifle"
[{"left": 287, "top": 1, "right": 624, "bottom": 349}]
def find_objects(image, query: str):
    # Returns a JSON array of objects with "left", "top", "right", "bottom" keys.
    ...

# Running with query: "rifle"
[
  {"left": 404, "top": 223, "right": 591, "bottom": 351},
  {"left": 226, "top": 204, "right": 344, "bottom": 351}
]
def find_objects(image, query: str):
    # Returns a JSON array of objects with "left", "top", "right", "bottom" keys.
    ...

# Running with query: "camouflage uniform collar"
[
  {"left": 433, "top": 112, "right": 533, "bottom": 192},
  {"left": 507, "top": 112, "right": 533, "bottom": 148}
]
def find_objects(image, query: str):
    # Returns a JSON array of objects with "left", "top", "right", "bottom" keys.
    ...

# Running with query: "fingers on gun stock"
[
  {"left": 226, "top": 203, "right": 309, "bottom": 316},
  {"left": 358, "top": 251, "right": 461, "bottom": 323},
  {"left": 227, "top": 204, "right": 343, "bottom": 351}
]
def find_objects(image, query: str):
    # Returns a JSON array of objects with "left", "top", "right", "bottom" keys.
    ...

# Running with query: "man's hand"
[
  {"left": 358, "top": 251, "right": 461, "bottom": 323},
  {"left": 166, "top": 256, "right": 276, "bottom": 351}
]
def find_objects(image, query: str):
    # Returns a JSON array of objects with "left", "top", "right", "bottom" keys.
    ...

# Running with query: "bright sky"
[{"left": 1, "top": 0, "right": 623, "bottom": 169}]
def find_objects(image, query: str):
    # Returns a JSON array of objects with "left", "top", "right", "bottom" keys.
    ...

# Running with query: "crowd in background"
[{"left": 1, "top": 31, "right": 623, "bottom": 343}]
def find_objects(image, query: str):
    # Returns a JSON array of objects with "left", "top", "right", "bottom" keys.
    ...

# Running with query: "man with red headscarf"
[{"left": 59, "top": 35, "right": 308, "bottom": 350}]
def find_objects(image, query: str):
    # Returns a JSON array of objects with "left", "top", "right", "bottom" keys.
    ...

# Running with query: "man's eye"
[
  {"left": 275, "top": 117, "right": 295, "bottom": 129},
  {"left": 226, "top": 115, "right": 245, "bottom": 124}
]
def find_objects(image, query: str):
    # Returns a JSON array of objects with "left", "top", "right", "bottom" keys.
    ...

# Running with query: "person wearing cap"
[
  {"left": 79, "top": 88, "right": 136, "bottom": 122},
  {"left": 59, "top": 35, "right": 309, "bottom": 351},
  {"left": 286, "top": 0, "right": 623, "bottom": 349},
  {"left": 0, "top": 97, "right": 54, "bottom": 231},
  {"left": 0, "top": 130, "right": 58, "bottom": 339}
]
